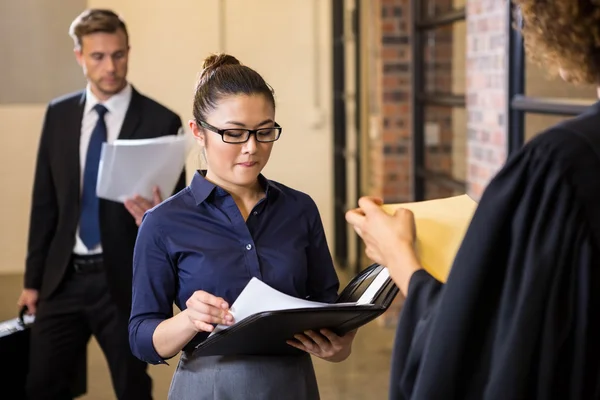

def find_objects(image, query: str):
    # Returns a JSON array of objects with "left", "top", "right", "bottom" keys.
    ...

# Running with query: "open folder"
[
  {"left": 381, "top": 194, "right": 478, "bottom": 283},
  {"left": 193, "top": 264, "right": 399, "bottom": 357},
  {"left": 96, "top": 135, "right": 187, "bottom": 203}
]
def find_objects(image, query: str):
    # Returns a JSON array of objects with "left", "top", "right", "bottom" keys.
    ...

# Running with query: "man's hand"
[
  {"left": 17, "top": 289, "right": 39, "bottom": 315},
  {"left": 124, "top": 186, "right": 162, "bottom": 226}
]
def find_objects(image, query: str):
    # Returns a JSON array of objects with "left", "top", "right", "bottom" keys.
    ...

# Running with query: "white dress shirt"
[{"left": 73, "top": 83, "right": 132, "bottom": 255}]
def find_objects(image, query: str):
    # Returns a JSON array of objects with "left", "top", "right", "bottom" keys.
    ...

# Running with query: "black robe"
[{"left": 391, "top": 102, "right": 600, "bottom": 399}]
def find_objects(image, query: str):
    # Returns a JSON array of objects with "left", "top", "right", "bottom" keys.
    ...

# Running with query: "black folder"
[{"left": 192, "top": 263, "right": 399, "bottom": 357}]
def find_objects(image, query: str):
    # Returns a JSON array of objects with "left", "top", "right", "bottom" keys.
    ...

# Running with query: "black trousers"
[{"left": 25, "top": 258, "right": 152, "bottom": 400}]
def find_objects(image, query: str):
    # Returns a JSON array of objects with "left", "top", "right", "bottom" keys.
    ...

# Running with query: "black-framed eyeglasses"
[{"left": 198, "top": 120, "right": 283, "bottom": 144}]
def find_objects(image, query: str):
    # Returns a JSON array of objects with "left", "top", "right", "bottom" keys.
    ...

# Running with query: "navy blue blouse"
[{"left": 128, "top": 172, "right": 340, "bottom": 364}]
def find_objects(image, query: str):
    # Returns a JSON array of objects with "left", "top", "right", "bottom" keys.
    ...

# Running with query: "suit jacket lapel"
[
  {"left": 118, "top": 86, "right": 142, "bottom": 140},
  {"left": 68, "top": 92, "right": 86, "bottom": 199}
]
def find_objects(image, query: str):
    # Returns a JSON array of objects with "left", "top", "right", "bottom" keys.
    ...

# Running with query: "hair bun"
[{"left": 202, "top": 53, "right": 240, "bottom": 71}]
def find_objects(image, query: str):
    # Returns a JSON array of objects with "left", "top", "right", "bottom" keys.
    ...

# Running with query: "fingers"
[
  {"left": 133, "top": 195, "right": 154, "bottom": 210},
  {"left": 17, "top": 292, "right": 38, "bottom": 315},
  {"left": 393, "top": 207, "right": 415, "bottom": 221},
  {"left": 124, "top": 198, "right": 145, "bottom": 221},
  {"left": 321, "top": 328, "right": 357, "bottom": 343},
  {"left": 186, "top": 291, "right": 233, "bottom": 329},
  {"left": 290, "top": 331, "right": 332, "bottom": 355},
  {"left": 192, "top": 320, "right": 216, "bottom": 333},
  {"left": 358, "top": 196, "right": 385, "bottom": 214},
  {"left": 192, "top": 290, "right": 229, "bottom": 310},
  {"left": 152, "top": 186, "right": 162, "bottom": 205},
  {"left": 303, "top": 330, "right": 330, "bottom": 349},
  {"left": 345, "top": 208, "right": 365, "bottom": 227},
  {"left": 286, "top": 339, "right": 306, "bottom": 352},
  {"left": 18, "top": 300, "right": 36, "bottom": 315},
  {"left": 290, "top": 333, "right": 318, "bottom": 354},
  {"left": 124, "top": 195, "right": 155, "bottom": 225}
]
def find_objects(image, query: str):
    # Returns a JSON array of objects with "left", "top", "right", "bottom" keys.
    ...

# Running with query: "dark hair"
[
  {"left": 192, "top": 53, "right": 276, "bottom": 122},
  {"left": 514, "top": 0, "right": 600, "bottom": 84},
  {"left": 69, "top": 9, "right": 128, "bottom": 49}
]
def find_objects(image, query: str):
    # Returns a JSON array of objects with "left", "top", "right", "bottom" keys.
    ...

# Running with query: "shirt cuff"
[{"left": 131, "top": 318, "right": 169, "bottom": 365}]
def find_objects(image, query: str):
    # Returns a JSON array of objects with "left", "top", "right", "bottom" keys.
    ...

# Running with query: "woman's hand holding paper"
[{"left": 185, "top": 290, "right": 235, "bottom": 333}]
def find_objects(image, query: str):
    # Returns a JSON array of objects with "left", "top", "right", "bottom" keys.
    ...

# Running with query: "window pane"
[
  {"left": 524, "top": 113, "right": 574, "bottom": 142},
  {"left": 424, "top": 106, "right": 467, "bottom": 182},
  {"left": 424, "top": 181, "right": 464, "bottom": 200},
  {"left": 421, "top": 0, "right": 465, "bottom": 18},
  {"left": 423, "top": 20, "right": 466, "bottom": 95},
  {"left": 525, "top": 58, "right": 597, "bottom": 101}
]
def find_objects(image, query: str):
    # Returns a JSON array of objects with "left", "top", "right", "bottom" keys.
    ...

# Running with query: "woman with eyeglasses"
[{"left": 128, "top": 53, "right": 356, "bottom": 399}]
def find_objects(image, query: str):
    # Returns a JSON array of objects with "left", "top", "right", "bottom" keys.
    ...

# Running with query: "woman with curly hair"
[{"left": 346, "top": 1, "right": 600, "bottom": 399}]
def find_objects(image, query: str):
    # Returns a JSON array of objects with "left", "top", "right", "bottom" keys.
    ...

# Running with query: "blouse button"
[
  {"left": 246, "top": 244, "right": 253, "bottom": 250},
  {"left": 253, "top": 211, "right": 258, "bottom": 215}
]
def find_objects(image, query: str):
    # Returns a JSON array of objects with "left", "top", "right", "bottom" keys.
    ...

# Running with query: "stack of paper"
[
  {"left": 381, "top": 194, "right": 478, "bottom": 283},
  {"left": 96, "top": 135, "right": 187, "bottom": 203}
]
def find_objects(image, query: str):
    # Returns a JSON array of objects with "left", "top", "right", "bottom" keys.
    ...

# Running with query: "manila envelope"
[{"left": 381, "top": 195, "right": 477, "bottom": 283}]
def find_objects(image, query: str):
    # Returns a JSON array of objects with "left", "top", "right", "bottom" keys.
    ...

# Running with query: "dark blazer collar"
[{"left": 118, "top": 85, "right": 142, "bottom": 140}]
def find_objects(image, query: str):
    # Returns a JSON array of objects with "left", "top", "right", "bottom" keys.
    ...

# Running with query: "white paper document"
[
  {"left": 209, "top": 268, "right": 391, "bottom": 337},
  {"left": 209, "top": 278, "right": 331, "bottom": 337},
  {"left": 96, "top": 135, "right": 187, "bottom": 203}
]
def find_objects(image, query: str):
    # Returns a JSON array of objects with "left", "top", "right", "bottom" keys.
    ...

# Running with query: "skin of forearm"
[
  {"left": 384, "top": 242, "right": 423, "bottom": 297},
  {"left": 152, "top": 310, "right": 199, "bottom": 358}
]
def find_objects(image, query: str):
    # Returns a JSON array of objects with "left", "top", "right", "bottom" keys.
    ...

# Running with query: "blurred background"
[{"left": 1, "top": 0, "right": 597, "bottom": 398}]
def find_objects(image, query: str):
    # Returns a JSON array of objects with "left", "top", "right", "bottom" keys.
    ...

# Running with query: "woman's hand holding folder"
[{"left": 286, "top": 328, "right": 357, "bottom": 363}]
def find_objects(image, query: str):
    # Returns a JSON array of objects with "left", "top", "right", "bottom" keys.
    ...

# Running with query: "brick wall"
[
  {"left": 422, "top": 18, "right": 455, "bottom": 200},
  {"left": 368, "top": 0, "right": 459, "bottom": 203},
  {"left": 367, "top": 0, "right": 509, "bottom": 203},
  {"left": 465, "top": 0, "right": 508, "bottom": 199},
  {"left": 371, "top": 0, "right": 413, "bottom": 203}
]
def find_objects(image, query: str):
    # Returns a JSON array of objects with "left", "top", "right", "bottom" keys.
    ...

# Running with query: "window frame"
[{"left": 410, "top": 1, "right": 467, "bottom": 201}]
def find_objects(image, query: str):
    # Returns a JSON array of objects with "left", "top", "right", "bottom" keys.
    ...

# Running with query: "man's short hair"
[{"left": 69, "top": 9, "right": 128, "bottom": 49}]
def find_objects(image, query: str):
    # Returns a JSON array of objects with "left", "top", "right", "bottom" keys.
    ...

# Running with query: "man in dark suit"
[{"left": 16, "top": 9, "right": 186, "bottom": 399}]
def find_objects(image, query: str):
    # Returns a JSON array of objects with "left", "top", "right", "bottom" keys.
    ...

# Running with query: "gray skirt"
[{"left": 168, "top": 350, "right": 320, "bottom": 400}]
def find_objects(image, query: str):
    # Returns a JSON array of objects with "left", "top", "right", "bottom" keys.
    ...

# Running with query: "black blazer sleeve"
[{"left": 25, "top": 105, "right": 59, "bottom": 290}]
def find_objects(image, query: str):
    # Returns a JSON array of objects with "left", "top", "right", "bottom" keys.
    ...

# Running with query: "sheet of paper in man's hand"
[{"left": 96, "top": 135, "right": 187, "bottom": 203}]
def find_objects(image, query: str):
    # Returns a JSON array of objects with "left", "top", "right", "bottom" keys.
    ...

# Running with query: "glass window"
[
  {"left": 424, "top": 106, "right": 467, "bottom": 182},
  {"left": 525, "top": 58, "right": 597, "bottom": 101},
  {"left": 423, "top": 20, "right": 466, "bottom": 95},
  {"left": 524, "top": 113, "right": 573, "bottom": 142},
  {"left": 424, "top": 181, "right": 463, "bottom": 200},
  {"left": 421, "top": 0, "right": 465, "bottom": 18}
]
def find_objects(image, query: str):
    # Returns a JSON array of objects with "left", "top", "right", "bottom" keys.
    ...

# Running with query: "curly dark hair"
[{"left": 514, "top": 0, "right": 600, "bottom": 84}]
